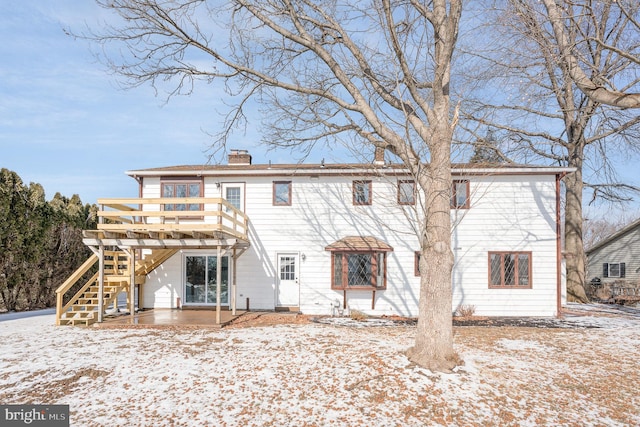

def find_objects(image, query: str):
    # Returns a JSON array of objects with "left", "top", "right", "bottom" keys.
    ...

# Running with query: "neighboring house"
[
  {"left": 56, "top": 149, "right": 573, "bottom": 325},
  {"left": 586, "top": 218, "right": 640, "bottom": 286}
]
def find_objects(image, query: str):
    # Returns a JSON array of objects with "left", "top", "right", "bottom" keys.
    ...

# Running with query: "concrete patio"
[{"left": 96, "top": 308, "right": 247, "bottom": 328}]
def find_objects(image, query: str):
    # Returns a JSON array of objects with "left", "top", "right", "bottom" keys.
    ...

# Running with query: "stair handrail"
[{"left": 55, "top": 254, "right": 98, "bottom": 325}]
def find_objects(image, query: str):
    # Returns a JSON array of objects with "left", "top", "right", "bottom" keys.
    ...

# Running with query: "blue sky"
[
  {"left": 1, "top": 1, "right": 638, "bottom": 220},
  {"left": 0, "top": 0, "right": 313, "bottom": 205}
]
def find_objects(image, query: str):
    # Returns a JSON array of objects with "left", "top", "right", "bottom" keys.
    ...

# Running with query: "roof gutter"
[{"left": 125, "top": 166, "right": 577, "bottom": 178}]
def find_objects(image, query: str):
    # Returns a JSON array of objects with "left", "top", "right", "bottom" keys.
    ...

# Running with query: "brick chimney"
[
  {"left": 374, "top": 146, "right": 385, "bottom": 165},
  {"left": 228, "top": 149, "right": 252, "bottom": 165}
]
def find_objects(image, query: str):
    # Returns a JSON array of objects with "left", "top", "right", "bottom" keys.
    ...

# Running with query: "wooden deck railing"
[
  {"left": 95, "top": 197, "right": 249, "bottom": 241},
  {"left": 55, "top": 254, "right": 99, "bottom": 324}
]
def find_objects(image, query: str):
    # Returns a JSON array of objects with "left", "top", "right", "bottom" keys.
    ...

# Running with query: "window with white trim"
[{"left": 603, "top": 262, "right": 626, "bottom": 278}]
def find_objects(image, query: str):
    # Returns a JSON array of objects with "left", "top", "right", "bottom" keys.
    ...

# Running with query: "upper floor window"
[
  {"left": 603, "top": 262, "right": 626, "bottom": 278},
  {"left": 273, "top": 181, "right": 292, "bottom": 206},
  {"left": 225, "top": 187, "right": 241, "bottom": 211},
  {"left": 161, "top": 180, "right": 202, "bottom": 211},
  {"left": 353, "top": 180, "right": 372, "bottom": 205},
  {"left": 451, "top": 180, "right": 470, "bottom": 209},
  {"left": 489, "top": 252, "right": 532, "bottom": 288},
  {"left": 398, "top": 180, "right": 416, "bottom": 205}
]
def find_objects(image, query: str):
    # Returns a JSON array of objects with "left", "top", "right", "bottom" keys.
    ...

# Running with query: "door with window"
[
  {"left": 276, "top": 253, "right": 300, "bottom": 307},
  {"left": 184, "top": 255, "right": 230, "bottom": 305}
]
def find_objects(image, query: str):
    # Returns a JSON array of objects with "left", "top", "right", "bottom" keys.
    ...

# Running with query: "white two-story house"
[{"left": 56, "top": 149, "right": 572, "bottom": 326}]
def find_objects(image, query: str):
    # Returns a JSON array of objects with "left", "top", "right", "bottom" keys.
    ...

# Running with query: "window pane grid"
[
  {"left": 489, "top": 252, "right": 531, "bottom": 288},
  {"left": 280, "top": 256, "right": 296, "bottom": 280},
  {"left": 162, "top": 181, "right": 202, "bottom": 212},
  {"left": 490, "top": 254, "right": 502, "bottom": 286},
  {"left": 331, "top": 251, "right": 386, "bottom": 290},
  {"left": 347, "top": 254, "right": 372, "bottom": 287},
  {"left": 226, "top": 187, "right": 241, "bottom": 210},
  {"left": 333, "top": 254, "right": 343, "bottom": 288}
]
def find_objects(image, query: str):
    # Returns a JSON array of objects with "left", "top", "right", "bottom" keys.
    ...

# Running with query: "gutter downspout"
[{"left": 556, "top": 172, "right": 567, "bottom": 318}]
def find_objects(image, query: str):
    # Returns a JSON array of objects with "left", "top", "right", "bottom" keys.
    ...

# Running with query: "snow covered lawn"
[{"left": 1, "top": 303, "right": 639, "bottom": 426}]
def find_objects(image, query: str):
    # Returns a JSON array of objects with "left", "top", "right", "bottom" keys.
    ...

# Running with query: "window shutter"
[
  {"left": 603, "top": 263, "right": 609, "bottom": 278},
  {"left": 620, "top": 263, "right": 626, "bottom": 278}
]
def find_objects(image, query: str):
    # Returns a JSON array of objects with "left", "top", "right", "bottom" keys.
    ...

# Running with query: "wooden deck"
[
  {"left": 56, "top": 196, "right": 252, "bottom": 327},
  {"left": 95, "top": 309, "right": 247, "bottom": 328},
  {"left": 82, "top": 197, "right": 250, "bottom": 249}
]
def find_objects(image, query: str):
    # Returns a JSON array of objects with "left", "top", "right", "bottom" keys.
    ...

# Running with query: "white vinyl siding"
[{"left": 141, "top": 172, "right": 561, "bottom": 317}]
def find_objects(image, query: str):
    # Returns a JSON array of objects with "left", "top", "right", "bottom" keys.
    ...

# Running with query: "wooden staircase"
[
  {"left": 56, "top": 249, "right": 177, "bottom": 326},
  {"left": 58, "top": 281, "right": 129, "bottom": 326}
]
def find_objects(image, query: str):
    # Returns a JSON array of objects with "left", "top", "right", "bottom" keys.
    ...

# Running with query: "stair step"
[{"left": 70, "top": 317, "right": 96, "bottom": 326}]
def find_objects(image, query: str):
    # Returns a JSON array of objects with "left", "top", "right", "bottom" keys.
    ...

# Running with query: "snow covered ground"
[{"left": 0, "top": 303, "right": 638, "bottom": 426}]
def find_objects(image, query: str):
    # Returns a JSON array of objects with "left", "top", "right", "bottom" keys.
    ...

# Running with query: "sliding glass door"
[{"left": 184, "top": 255, "right": 229, "bottom": 305}]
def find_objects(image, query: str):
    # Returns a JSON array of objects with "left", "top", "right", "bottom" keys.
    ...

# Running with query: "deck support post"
[
  {"left": 98, "top": 245, "right": 105, "bottom": 323},
  {"left": 216, "top": 245, "right": 222, "bottom": 324},
  {"left": 232, "top": 248, "right": 237, "bottom": 316},
  {"left": 129, "top": 248, "right": 136, "bottom": 319}
]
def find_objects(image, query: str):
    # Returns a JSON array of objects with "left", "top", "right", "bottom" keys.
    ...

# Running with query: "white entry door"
[{"left": 276, "top": 253, "right": 300, "bottom": 307}]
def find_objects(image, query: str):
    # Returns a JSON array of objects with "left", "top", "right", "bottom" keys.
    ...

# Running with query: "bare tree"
[
  {"left": 541, "top": 0, "right": 640, "bottom": 108},
  {"left": 83, "top": 0, "right": 462, "bottom": 371},
  {"left": 461, "top": 0, "right": 640, "bottom": 302},
  {"left": 583, "top": 216, "right": 631, "bottom": 250}
]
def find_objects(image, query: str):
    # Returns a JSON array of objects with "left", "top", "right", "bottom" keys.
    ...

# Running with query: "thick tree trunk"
[
  {"left": 405, "top": 2, "right": 460, "bottom": 372},
  {"left": 565, "top": 150, "right": 589, "bottom": 303},
  {"left": 406, "top": 123, "right": 460, "bottom": 372}
]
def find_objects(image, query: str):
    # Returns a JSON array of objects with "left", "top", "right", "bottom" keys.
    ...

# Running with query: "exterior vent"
[{"left": 228, "top": 149, "right": 252, "bottom": 165}]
